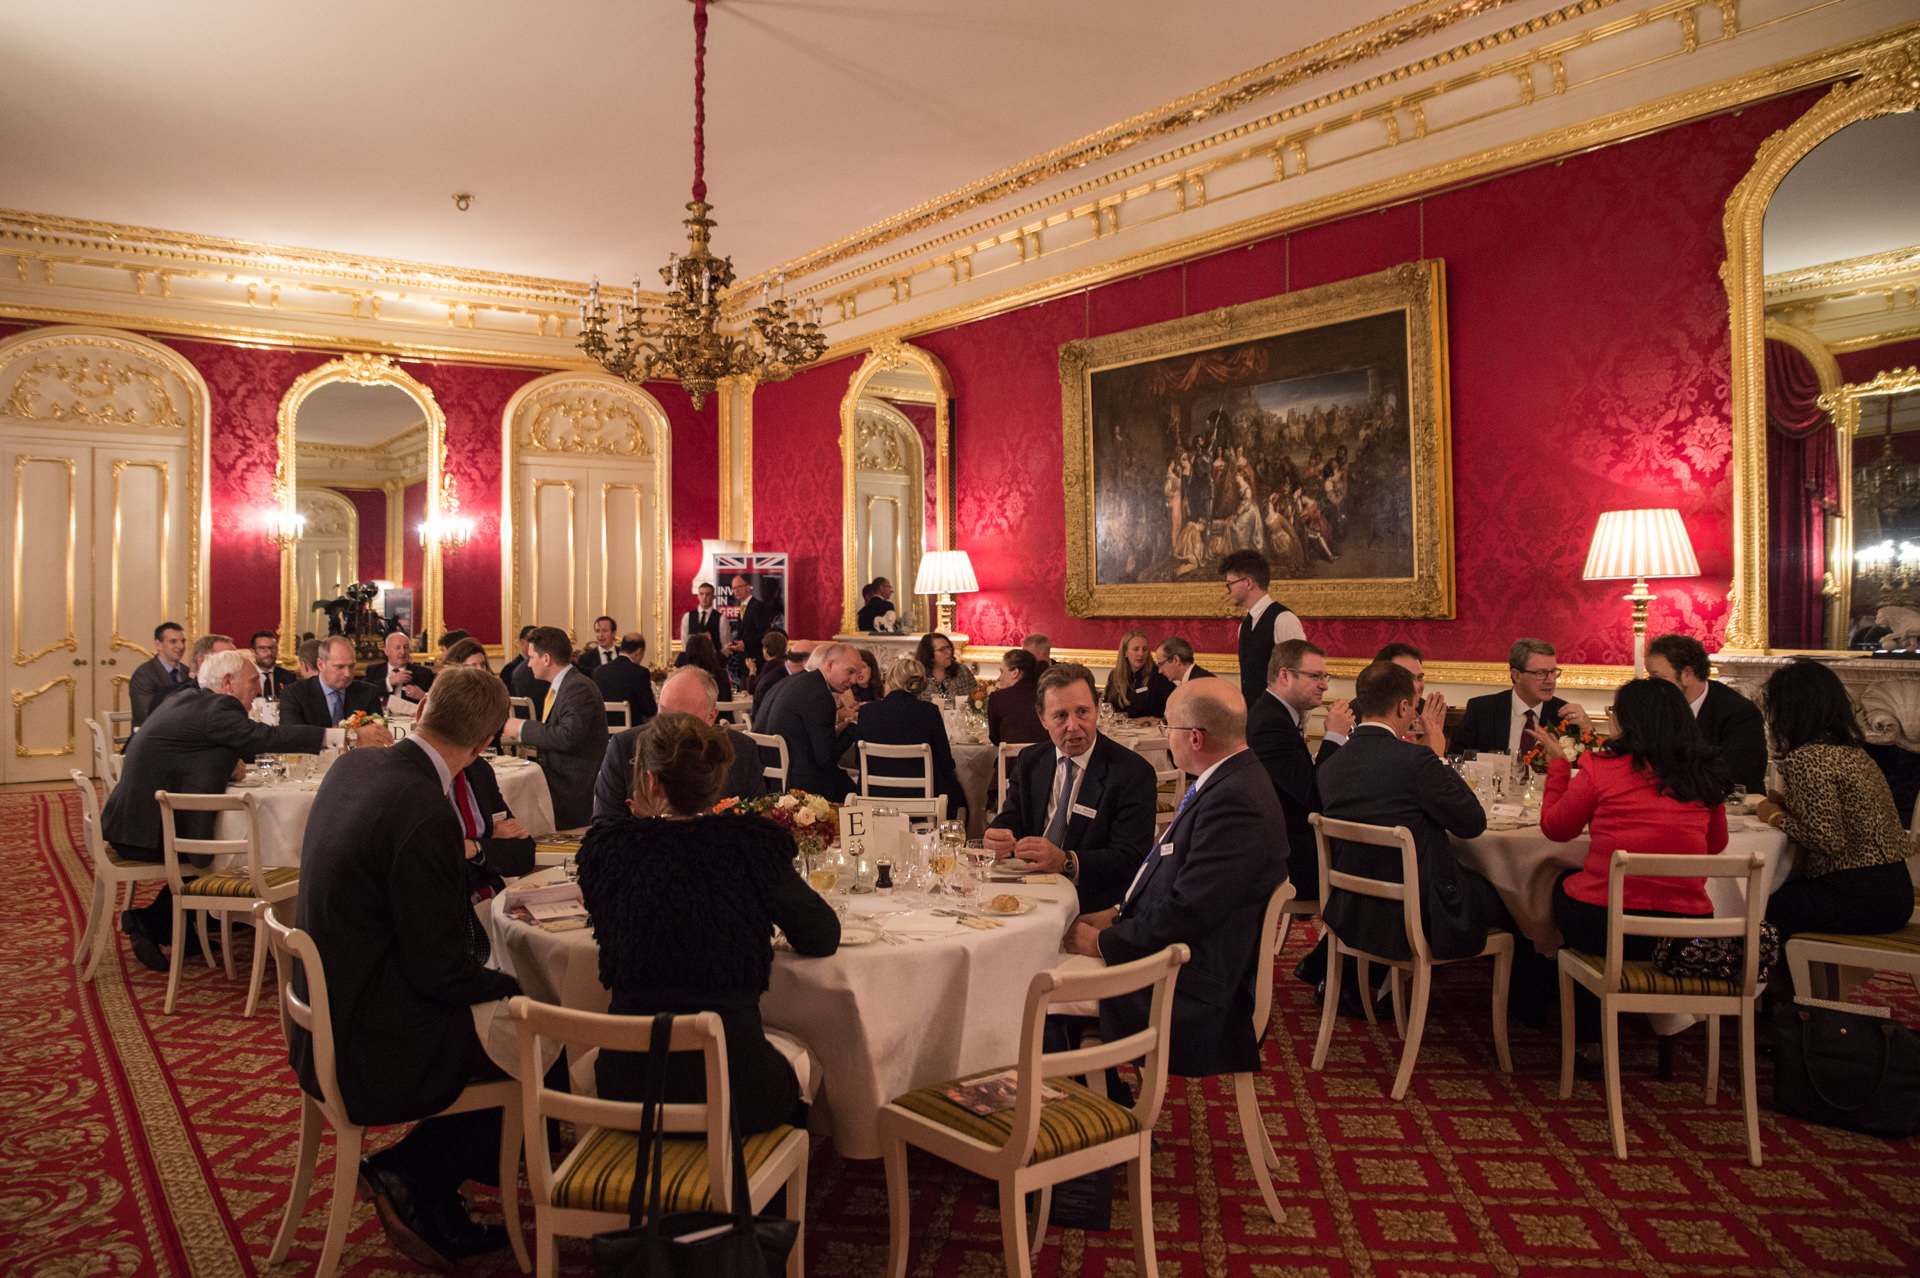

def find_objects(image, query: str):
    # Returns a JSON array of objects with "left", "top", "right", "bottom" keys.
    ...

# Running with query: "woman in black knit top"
[{"left": 576, "top": 712, "right": 838, "bottom": 1133}]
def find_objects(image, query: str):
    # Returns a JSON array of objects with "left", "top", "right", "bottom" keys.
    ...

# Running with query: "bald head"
[
  {"left": 659, "top": 667, "right": 719, "bottom": 722},
  {"left": 1166, "top": 679, "right": 1246, "bottom": 772}
]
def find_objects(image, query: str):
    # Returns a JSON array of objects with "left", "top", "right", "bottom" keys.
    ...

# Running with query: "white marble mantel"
[
  {"left": 1713, "top": 653, "right": 1920, "bottom": 754},
  {"left": 833, "top": 633, "right": 972, "bottom": 676}
]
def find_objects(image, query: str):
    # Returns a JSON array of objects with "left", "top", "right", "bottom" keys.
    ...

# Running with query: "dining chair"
[
  {"left": 878, "top": 944, "right": 1190, "bottom": 1278},
  {"left": 602, "top": 700, "right": 630, "bottom": 730},
  {"left": 257, "top": 902, "right": 529, "bottom": 1278},
  {"left": 1557, "top": 848, "right": 1769, "bottom": 1165},
  {"left": 717, "top": 693, "right": 753, "bottom": 730},
  {"left": 158, "top": 790, "right": 300, "bottom": 1015},
  {"left": 1235, "top": 879, "right": 1297, "bottom": 1224},
  {"left": 108, "top": 710, "right": 132, "bottom": 749},
  {"left": 507, "top": 997, "right": 808, "bottom": 1278},
  {"left": 85, "top": 716, "right": 122, "bottom": 791},
  {"left": 745, "top": 730, "right": 789, "bottom": 790},
  {"left": 1151, "top": 763, "right": 1184, "bottom": 837},
  {"left": 876, "top": 795, "right": 947, "bottom": 828},
  {"left": 508, "top": 696, "right": 534, "bottom": 720},
  {"left": 858, "top": 742, "right": 935, "bottom": 802},
  {"left": 1786, "top": 924, "right": 1920, "bottom": 1003},
  {"left": 1308, "top": 814, "right": 1514, "bottom": 1100},
  {"left": 68, "top": 769, "right": 168, "bottom": 981},
  {"left": 995, "top": 742, "right": 1035, "bottom": 818}
]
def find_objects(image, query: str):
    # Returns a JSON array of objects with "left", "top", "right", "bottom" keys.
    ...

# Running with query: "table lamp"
[
  {"left": 913, "top": 549, "right": 978, "bottom": 636},
  {"left": 1581, "top": 508, "right": 1700, "bottom": 678}
]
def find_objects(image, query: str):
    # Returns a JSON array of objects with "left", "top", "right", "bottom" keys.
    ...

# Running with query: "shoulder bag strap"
[{"left": 627, "top": 1013, "right": 677, "bottom": 1232}]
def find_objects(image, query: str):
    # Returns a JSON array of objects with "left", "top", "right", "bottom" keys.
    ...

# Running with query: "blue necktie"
[
  {"left": 1043, "top": 758, "right": 1077, "bottom": 846},
  {"left": 326, "top": 687, "right": 343, "bottom": 724}
]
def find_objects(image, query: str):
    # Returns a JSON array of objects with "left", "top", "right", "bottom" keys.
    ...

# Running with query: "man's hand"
[
  {"left": 389, "top": 668, "right": 413, "bottom": 690},
  {"left": 984, "top": 827, "right": 1016, "bottom": 857},
  {"left": 492, "top": 816, "right": 530, "bottom": 840},
  {"left": 1561, "top": 703, "right": 1594, "bottom": 733},
  {"left": 1325, "top": 699, "right": 1355, "bottom": 737},
  {"left": 499, "top": 718, "right": 523, "bottom": 741},
  {"left": 231, "top": 759, "right": 249, "bottom": 782},
  {"left": 1526, "top": 724, "right": 1576, "bottom": 760},
  {"left": 355, "top": 723, "right": 394, "bottom": 748},
  {"left": 1013, "top": 836, "right": 1067, "bottom": 873},
  {"left": 725, "top": 640, "right": 743, "bottom": 654},
  {"left": 1062, "top": 907, "right": 1119, "bottom": 957},
  {"left": 1420, "top": 692, "right": 1448, "bottom": 756}
]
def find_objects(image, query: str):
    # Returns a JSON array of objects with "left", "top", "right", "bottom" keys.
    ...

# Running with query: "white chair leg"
[
  {"left": 74, "top": 875, "right": 107, "bottom": 965},
  {"left": 1704, "top": 1014, "right": 1721, "bottom": 1105},
  {"left": 1357, "top": 956, "right": 1379, "bottom": 1028},
  {"left": 1027, "top": 1185, "right": 1051, "bottom": 1258},
  {"left": 1128, "top": 1153, "right": 1159, "bottom": 1278},
  {"left": 1311, "top": 941, "right": 1343, "bottom": 1071},
  {"left": 497, "top": 1095, "right": 529, "bottom": 1274},
  {"left": 1235, "top": 1071, "right": 1285, "bottom": 1224},
  {"left": 1389, "top": 967, "right": 1408, "bottom": 1037},
  {"left": 315, "top": 1125, "right": 364, "bottom": 1278},
  {"left": 882, "top": 1131, "right": 912, "bottom": 1278},
  {"left": 997, "top": 1182, "right": 1034, "bottom": 1278},
  {"left": 197, "top": 908, "right": 216, "bottom": 972},
  {"left": 165, "top": 897, "right": 188, "bottom": 1013},
  {"left": 244, "top": 923, "right": 270, "bottom": 1018},
  {"left": 269, "top": 1095, "right": 324, "bottom": 1264},
  {"left": 219, "top": 909, "right": 236, "bottom": 980},
  {"left": 1390, "top": 962, "right": 1433, "bottom": 1101},
  {"left": 1740, "top": 1005, "right": 1763, "bottom": 1167},
  {"left": 1602, "top": 1003, "right": 1627, "bottom": 1159},
  {"left": 783, "top": 1155, "right": 807, "bottom": 1278},
  {"left": 82, "top": 880, "right": 119, "bottom": 982},
  {"left": 1557, "top": 967, "right": 1577, "bottom": 1099},
  {"left": 1489, "top": 947, "right": 1514, "bottom": 1074}
]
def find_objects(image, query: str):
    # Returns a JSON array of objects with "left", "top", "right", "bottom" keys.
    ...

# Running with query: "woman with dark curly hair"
[
  {"left": 575, "top": 713, "right": 838, "bottom": 1132},
  {"left": 675, "top": 632, "right": 734, "bottom": 704},
  {"left": 1754, "top": 658, "right": 1913, "bottom": 940},
  {"left": 1537, "top": 677, "right": 1730, "bottom": 1043},
  {"left": 915, "top": 631, "right": 976, "bottom": 702}
]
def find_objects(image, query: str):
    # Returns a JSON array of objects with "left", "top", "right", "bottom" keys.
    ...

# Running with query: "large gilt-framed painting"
[{"left": 1061, "top": 260, "right": 1454, "bottom": 619}]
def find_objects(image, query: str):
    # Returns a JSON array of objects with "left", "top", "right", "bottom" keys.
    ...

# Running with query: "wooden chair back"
[
  {"left": 859, "top": 741, "right": 934, "bottom": 800},
  {"left": 1310, "top": 814, "right": 1432, "bottom": 962}
]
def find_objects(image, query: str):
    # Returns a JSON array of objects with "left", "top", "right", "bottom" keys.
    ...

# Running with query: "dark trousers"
[
  {"left": 370, "top": 1051, "right": 570, "bottom": 1201},
  {"left": 1552, "top": 873, "right": 1703, "bottom": 1044},
  {"left": 1766, "top": 860, "right": 1912, "bottom": 939}
]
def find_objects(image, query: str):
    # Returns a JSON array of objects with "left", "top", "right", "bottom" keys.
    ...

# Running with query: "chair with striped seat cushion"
[
  {"left": 68, "top": 769, "right": 168, "bottom": 982},
  {"left": 1556, "top": 848, "right": 1771, "bottom": 1166},
  {"left": 158, "top": 790, "right": 299, "bottom": 1016},
  {"left": 1788, "top": 923, "right": 1920, "bottom": 1003},
  {"left": 877, "top": 944, "right": 1190, "bottom": 1278},
  {"left": 507, "top": 999, "right": 809, "bottom": 1278}
]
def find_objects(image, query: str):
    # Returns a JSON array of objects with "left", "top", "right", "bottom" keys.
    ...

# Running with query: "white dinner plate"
[{"left": 839, "top": 926, "right": 881, "bottom": 946}]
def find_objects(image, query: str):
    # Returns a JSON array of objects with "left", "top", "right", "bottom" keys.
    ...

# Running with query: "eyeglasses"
[
  {"left": 1519, "top": 667, "right": 1562, "bottom": 679},
  {"left": 1224, "top": 576, "right": 1251, "bottom": 590},
  {"left": 1165, "top": 724, "right": 1205, "bottom": 737},
  {"left": 1284, "top": 667, "right": 1331, "bottom": 683}
]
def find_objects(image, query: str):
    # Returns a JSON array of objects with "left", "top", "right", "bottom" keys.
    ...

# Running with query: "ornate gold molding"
[
  {"left": 11, "top": 455, "right": 76, "bottom": 667},
  {"left": 12, "top": 674, "right": 75, "bottom": 757},
  {"left": 838, "top": 341, "right": 953, "bottom": 634},
  {"left": 959, "top": 644, "right": 1634, "bottom": 690},
  {"left": 717, "top": 375, "right": 755, "bottom": 546},
  {"left": 1721, "top": 31, "right": 1920, "bottom": 653},
  {"left": 1765, "top": 243, "right": 1920, "bottom": 301},
  {"left": 1819, "top": 364, "right": 1920, "bottom": 409},
  {"left": 275, "top": 354, "right": 447, "bottom": 644}
]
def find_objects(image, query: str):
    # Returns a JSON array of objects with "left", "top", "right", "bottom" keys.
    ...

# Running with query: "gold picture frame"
[{"left": 1061, "top": 259, "right": 1454, "bottom": 619}]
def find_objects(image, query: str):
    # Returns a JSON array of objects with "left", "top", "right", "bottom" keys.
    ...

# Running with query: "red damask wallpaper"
[
  {"left": 753, "top": 90, "right": 1823, "bottom": 663},
  {"left": 338, "top": 488, "right": 387, "bottom": 585},
  {"left": 655, "top": 383, "right": 720, "bottom": 625}
]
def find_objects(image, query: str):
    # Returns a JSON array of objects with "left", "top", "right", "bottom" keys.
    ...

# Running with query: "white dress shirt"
[
  {"left": 1507, "top": 690, "right": 1549, "bottom": 754},
  {"left": 1247, "top": 592, "right": 1306, "bottom": 646},
  {"left": 1042, "top": 745, "right": 1094, "bottom": 833}
]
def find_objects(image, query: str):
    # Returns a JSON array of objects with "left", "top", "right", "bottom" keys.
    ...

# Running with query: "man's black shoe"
[
  {"left": 120, "top": 910, "right": 168, "bottom": 973},
  {"left": 358, "top": 1160, "right": 454, "bottom": 1272},
  {"left": 423, "top": 1193, "right": 509, "bottom": 1260}
]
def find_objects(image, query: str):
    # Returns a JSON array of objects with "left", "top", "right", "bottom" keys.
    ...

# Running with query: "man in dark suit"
[
  {"left": 499, "top": 625, "right": 535, "bottom": 700},
  {"left": 104, "top": 649, "right": 385, "bottom": 969},
  {"left": 855, "top": 577, "right": 897, "bottom": 633},
  {"left": 292, "top": 666, "right": 522, "bottom": 1268},
  {"left": 497, "top": 626, "right": 608, "bottom": 829},
  {"left": 363, "top": 629, "right": 435, "bottom": 711},
  {"left": 593, "top": 667, "right": 768, "bottom": 820},
  {"left": 1222, "top": 549, "right": 1305, "bottom": 708},
  {"left": 1247, "top": 639, "right": 1353, "bottom": 902},
  {"left": 681, "top": 582, "right": 730, "bottom": 650},
  {"left": 249, "top": 630, "right": 298, "bottom": 699},
  {"left": 987, "top": 662, "right": 1158, "bottom": 912},
  {"left": 128, "top": 621, "right": 190, "bottom": 727},
  {"left": 280, "top": 635, "right": 384, "bottom": 728},
  {"left": 1064, "top": 678, "right": 1288, "bottom": 1078},
  {"left": 574, "top": 615, "right": 620, "bottom": 677},
  {"left": 1453, "top": 638, "right": 1590, "bottom": 755},
  {"left": 1152, "top": 636, "right": 1214, "bottom": 686},
  {"left": 1647, "top": 632, "right": 1768, "bottom": 792},
  {"left": 591, "top": 633, "right": 658, "bottom": 726},
  {"left": 754, "top": 640, "right": 859, "bottom": 801},
  {"left": 725, "top": 574, "right": 773, "bottom": 676},
  {"left": 1376, "top": 641, "right": 1450, "bottom": 753},
  {"left": 1316, "top": 659, "right": 1512, "bottom": 965}
]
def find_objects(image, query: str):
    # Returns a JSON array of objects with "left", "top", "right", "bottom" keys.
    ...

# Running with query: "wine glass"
[
  {"left": 963, "top": 841, "right": 995, "bottom": 896},
  {"left": 255, "top": 753, "right": 276, "bottom": 784},
  {"left": 932, "top": 820, "right": 965, "bottom": 895}
]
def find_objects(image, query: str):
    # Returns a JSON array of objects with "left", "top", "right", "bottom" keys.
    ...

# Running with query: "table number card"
[{"left": 839, "top": 802, "right": 910, "bottom": 864}]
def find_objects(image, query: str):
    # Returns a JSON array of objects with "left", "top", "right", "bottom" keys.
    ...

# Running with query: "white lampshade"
[
  {"left": 914, "top": 549, "right": 979, "bottom": 597},
  {"left": 1581, "top": 509, "right": 1700, "bottom": 581}
]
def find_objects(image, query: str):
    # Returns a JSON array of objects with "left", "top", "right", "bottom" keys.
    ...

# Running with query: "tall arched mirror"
[
  {"left": 276, "top": 355, "right": 447, "bottom": 655},
  {"left": 1724, "top": 42, "right": 1920, "bottom": 651},
  {"left": 839, "top": 340, "right": 954, "bottom": 635}
]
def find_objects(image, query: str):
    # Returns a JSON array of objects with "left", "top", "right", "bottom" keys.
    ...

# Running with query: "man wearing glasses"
[
  {"left": 1150, "top": 636, "right": 1213, "bottom": 685},
  {"left": 1248, "top": 639, "right": 1353, "bottom": 902},
  {"left": 1221, "top": 550, "right": 1305, "bottom": 708},
  {"left": 1453, "top": 637, "right": 1590, "bottom": 755}
]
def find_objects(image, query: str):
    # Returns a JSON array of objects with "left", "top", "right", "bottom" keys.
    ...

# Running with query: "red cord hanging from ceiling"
[{"left": 691, "top": 0, "right": 708, "bottom": 204}]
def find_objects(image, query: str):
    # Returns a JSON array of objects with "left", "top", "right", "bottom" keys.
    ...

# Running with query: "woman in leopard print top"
[{"left": 1754, "top": 660, "right": 1913, "bottom": 939}]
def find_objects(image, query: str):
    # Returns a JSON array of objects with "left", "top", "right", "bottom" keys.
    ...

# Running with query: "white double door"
[
  {"left": 515, "top": 457, "right": 663, "bottom": 652},
  {"left": 0, "top": 432, "right": 192, "bottom": 782}
]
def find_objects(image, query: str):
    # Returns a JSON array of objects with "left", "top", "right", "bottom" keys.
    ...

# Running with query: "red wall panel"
[
  {"left": 338, "top": 487, "right": 387, "bottom": 585},
  {"left": 653, "top": 381, "right": 719, "bottom": 633},
  {"left": 751, "top": 354, "right": 865, "bottom": 638}
]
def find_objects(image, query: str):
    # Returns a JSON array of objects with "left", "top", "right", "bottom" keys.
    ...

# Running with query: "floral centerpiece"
[
  {"left": 1520, "top": 719, "right": 1602, "bottom": 773},
  {"left": 714, "top": 790, "right": 840, "bottom": 864},
  {"left": 968, "top": 680, "right": 995, "bottom": 713},
  {"left": 341, "top": 710, "right": 387, "bottom": 729}
]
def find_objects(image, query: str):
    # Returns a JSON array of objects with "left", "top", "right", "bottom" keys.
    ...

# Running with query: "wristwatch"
[
  {"left": 344, "top": 727, "right": 359, "bottom": 750},
  {"left": 1064, "top": 850, "right": 1080, "bottom": 882}
]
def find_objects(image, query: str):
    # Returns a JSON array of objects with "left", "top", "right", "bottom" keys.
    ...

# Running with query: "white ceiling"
[
  {"left": 1764, "top": 112, "right": 1920, "bottom": 273},
  {"left": 296, "top": 382, "right": 424, "bottom": 447},
  {"left": 0, "top": 0, "right": 1437, "bottom": 284}
]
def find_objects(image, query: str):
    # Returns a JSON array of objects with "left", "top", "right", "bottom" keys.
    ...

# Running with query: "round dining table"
[
  {"left": 223, "top": 754, "right": 557, "bottom": 867},
  {"left": 487, "top": 870, "right": 1080, "bottom": 1159}
]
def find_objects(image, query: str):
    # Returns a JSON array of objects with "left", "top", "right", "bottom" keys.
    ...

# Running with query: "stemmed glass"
[
  {"left": 931, "top": 820, "right": 965, "bottom": 895},
  {"left": 962, "top": 841, "right": 995, "bottom": 897}
]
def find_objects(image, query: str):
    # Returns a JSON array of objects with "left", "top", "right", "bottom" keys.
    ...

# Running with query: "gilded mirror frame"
[
  {"left": 1820, "top": 363, "right": 1920, "bottom": 637},
  {"left": 1721, "top": 34, "right": 1920, "bottom": 651},
  {"left": 839, "top": 339, "right": 954, "bottom": 634},
  {"left": 274, "top": 353, "right": 447, "bottom": 652}
]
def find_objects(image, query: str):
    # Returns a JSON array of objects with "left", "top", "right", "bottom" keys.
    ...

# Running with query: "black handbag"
[
  {"left": 590, "top": 1014, "right": 799, "bottom": 1278},
  {"left": 1772, "top": 997, "right": 1920, "bottom": 1139}
]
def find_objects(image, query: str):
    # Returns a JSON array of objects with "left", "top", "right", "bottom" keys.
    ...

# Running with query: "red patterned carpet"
[{"left": 8, "top": 781, "right": 1920, "bottom": 1276}]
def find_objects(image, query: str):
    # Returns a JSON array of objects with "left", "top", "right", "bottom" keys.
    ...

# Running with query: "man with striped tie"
[{"left": 497, "top": 626, "right": 608, "bottom": 830}]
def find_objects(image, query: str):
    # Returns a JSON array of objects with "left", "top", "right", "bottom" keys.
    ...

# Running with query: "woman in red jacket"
[{"left": 1535, "top": 676, "right": 1731, "bottom": 1044}]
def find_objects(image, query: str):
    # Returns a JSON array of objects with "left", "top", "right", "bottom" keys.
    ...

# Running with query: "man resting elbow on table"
[{"left": 984, "top": 663, "right": 1158, "bottom": 913}]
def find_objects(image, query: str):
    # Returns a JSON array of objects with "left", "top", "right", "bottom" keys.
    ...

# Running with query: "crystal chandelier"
[{"left": 578, "top": 0, "right": 825, "bottom": 409}]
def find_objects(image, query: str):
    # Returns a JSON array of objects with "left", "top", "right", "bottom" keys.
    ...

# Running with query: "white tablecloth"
[
  {"left": 1451, "top": 816, "right": 1793, "bottom": 955},
  {"left": 225, "top": 755, "right": 557, "bottom": 867},
  {"left": 488, "top": 872, "right": 1080, "bottom": 1159}
]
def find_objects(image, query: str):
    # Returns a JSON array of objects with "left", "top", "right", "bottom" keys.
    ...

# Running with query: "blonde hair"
[
  {"left": 887, "top": 656, "right": 928, "bottom": 696},
  {"left": 419, "top": 665, "right": 511, "bottom": 749},
  {"left": 1103, "top": 628, "right": 1150, "bottom": 711}
]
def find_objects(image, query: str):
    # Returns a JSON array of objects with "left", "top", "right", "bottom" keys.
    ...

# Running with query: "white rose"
[
  {"left": 776, "top": 795, "right": 798, "bottom": 810},
  {"left": 794, "top": 809, "right": 815, "bottom": 827}
]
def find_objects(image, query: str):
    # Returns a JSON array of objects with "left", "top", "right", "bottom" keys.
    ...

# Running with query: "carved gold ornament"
[
  {"left": 853, "top": 408, "right": 911, "bottom": 475},
  {"left": 3, "top": 353, "right": 185, "bottom": 429},
  {"left": 521, "top": 393, "right": 655, "bottom": 457}
]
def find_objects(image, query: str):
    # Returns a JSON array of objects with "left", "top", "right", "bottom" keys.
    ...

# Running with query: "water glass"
[{"left": 255, "top": 753, "right": 276, "bottom": 784}]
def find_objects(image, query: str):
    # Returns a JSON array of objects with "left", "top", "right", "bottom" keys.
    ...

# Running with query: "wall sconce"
[
  {"left": 418, "top": 473, "right": 475, "bottom": 553},
  {"left": 265, "top": 481, "right": 303, "bottom": 549}
]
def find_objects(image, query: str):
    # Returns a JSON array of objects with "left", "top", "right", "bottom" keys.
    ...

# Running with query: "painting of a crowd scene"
[{"left": 1061, "top": 261, "right": 1454, "bottom": 618}]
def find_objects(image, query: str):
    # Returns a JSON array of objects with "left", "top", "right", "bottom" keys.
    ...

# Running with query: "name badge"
[{"left": 1070, "top": 802, "right": 1098, "bottom": 819}]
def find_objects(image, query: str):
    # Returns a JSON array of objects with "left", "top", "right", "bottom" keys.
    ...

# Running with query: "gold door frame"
[
  {"left": 839, "top": 339, "right": 953, "bottom": 634},
  {"left": 275, "top": 354, "right": 447, "bottom": 648},
  {"left": 1720, "top": 31, "right": 1920, "bottom": 651}
]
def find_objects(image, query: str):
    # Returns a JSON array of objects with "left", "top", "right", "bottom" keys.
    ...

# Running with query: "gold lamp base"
[{"left": 1624, "top": 575, "right": 1654, "bottom": 679}]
